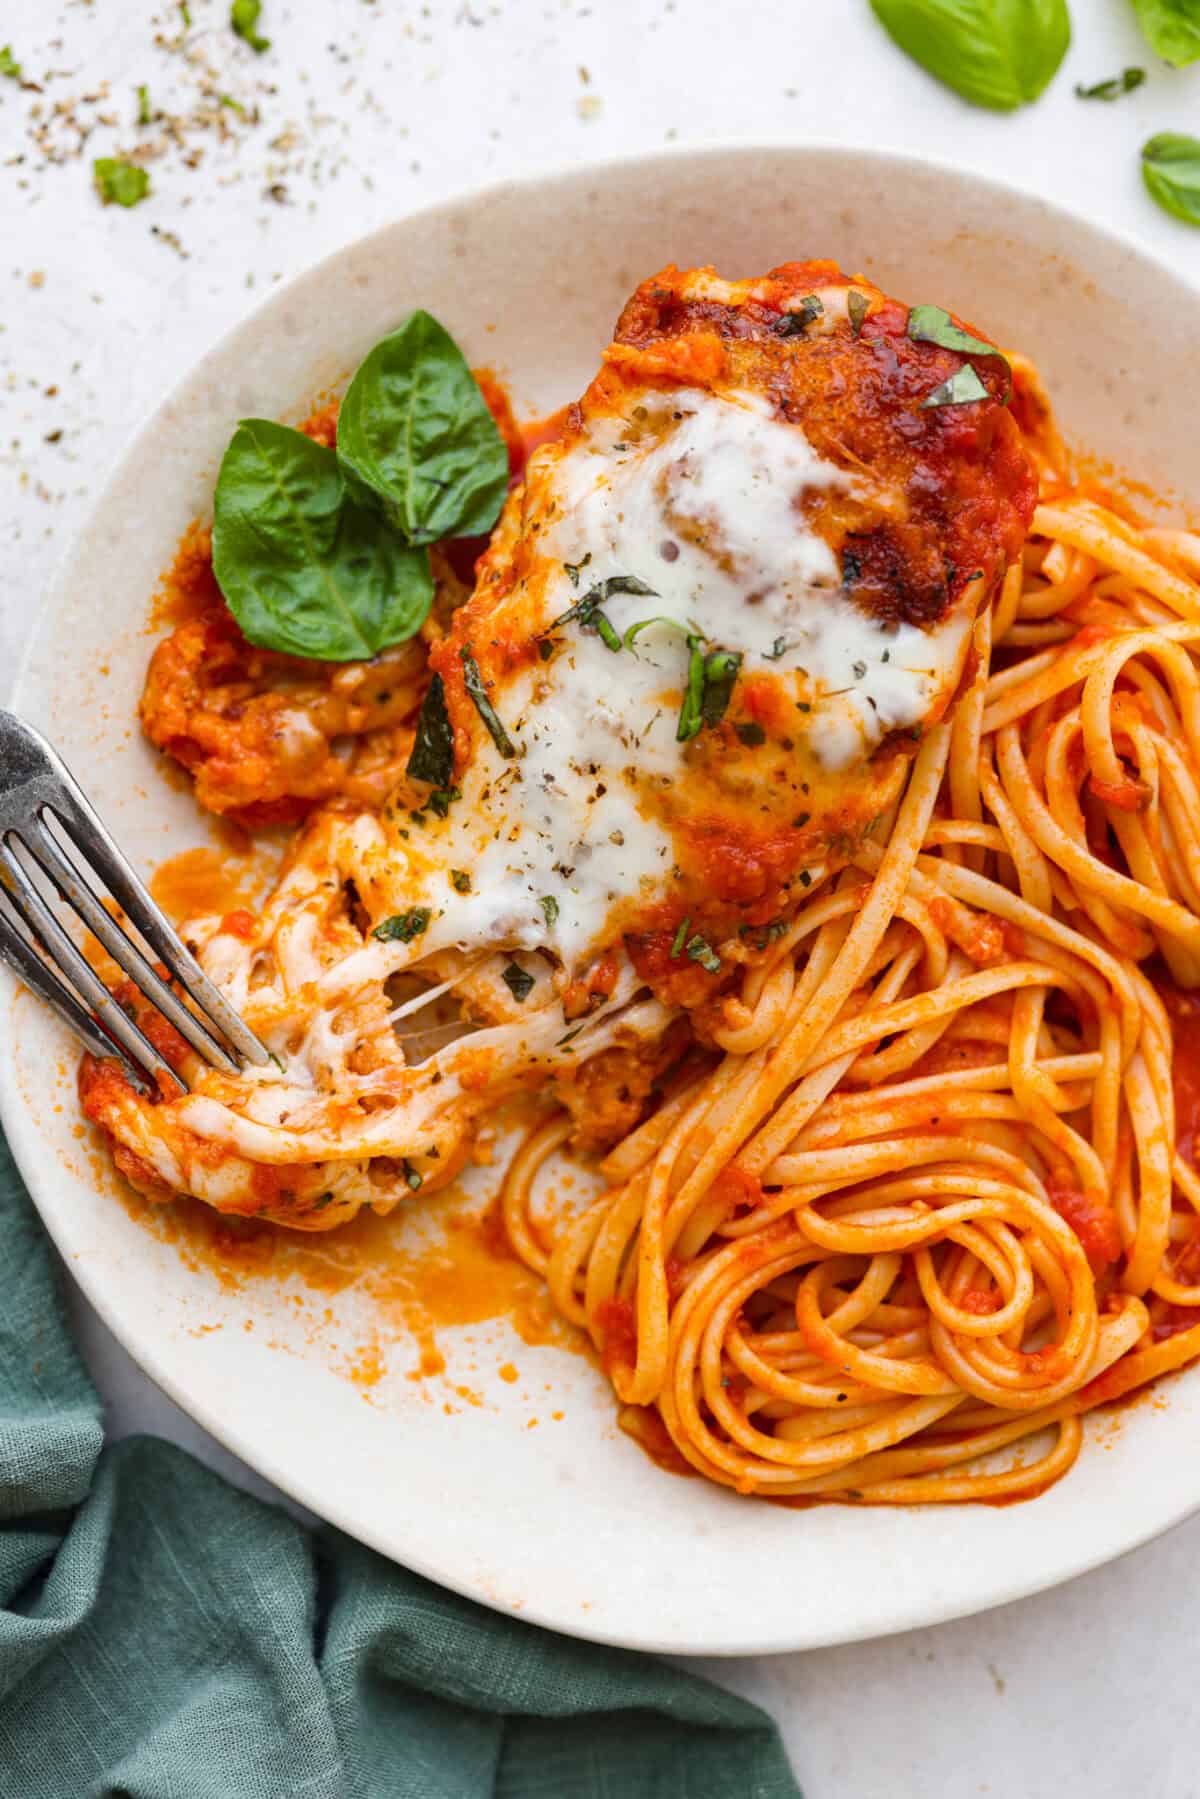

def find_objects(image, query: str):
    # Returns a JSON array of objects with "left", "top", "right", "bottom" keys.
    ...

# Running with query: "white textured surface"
[{"left": 4, "top": 2, "right": 1200, "bottom": 1793}]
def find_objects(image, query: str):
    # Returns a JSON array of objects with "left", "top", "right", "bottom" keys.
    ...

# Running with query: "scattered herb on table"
[
  {"left": 1142, "top": 131, "right": 1200, "bottom": 225},
  {"left": 1075, "top": 67, "right": 1145, "bottom": 99},
  {"left": 231, "top": 0, "right": 271, "bottom": 53},
  {"left": 868, "top": 0, "right": 1071, "bottom": 111},
  {"left": 93, "top": 158, "right": 150, "bottom": 207}
]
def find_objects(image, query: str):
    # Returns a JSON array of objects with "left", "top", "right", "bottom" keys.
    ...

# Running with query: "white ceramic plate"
[{"left": 6, "top": 145, "right": 1200, "bottom": 1657}]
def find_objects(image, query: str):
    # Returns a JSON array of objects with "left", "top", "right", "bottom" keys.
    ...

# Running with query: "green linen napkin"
[{"left": 0, "top": 1132, "right": 801, "bottom": 1798}]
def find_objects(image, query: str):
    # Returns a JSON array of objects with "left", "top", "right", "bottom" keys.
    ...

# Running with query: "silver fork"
[{"left": 0, "top": 710, "right": 269, "bottom": 1092}]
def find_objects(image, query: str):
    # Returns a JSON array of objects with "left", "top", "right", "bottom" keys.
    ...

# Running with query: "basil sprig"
[
  {"left": 677, "top": 639, "right": 742, "bottom": 741},
  {"left": 869, "top": 0, "right": 1070, "bottom": 111},
  {"left": 1142, "top": 133, "right": 1200, "bottom": 226},
  {"left": 213, "top": 311, "right": 504, "bottom": 662},
  {"left": 1131, "top": 0, "right": 1200, "bottom": 68},
  {"left": 337, "top": 311, "right": 508, "bottom": 545},
  {"left": 212, "top": 422, "right": 433, "bottom": 660}
]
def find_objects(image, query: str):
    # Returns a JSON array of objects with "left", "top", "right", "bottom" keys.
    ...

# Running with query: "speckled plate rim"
[{"left": 5, "top": 140, "right": 1200, "bottom": 1657}]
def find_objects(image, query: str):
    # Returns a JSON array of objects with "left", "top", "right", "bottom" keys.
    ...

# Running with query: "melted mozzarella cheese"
[{"left": 387, "top": 385, "right": 968, "bottom": 970}]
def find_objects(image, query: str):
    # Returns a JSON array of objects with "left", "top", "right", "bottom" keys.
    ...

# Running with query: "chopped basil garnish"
[
  {"left": 700, "top": 649, "right": 742, "bottom": 729},
  {"left": 427, "top": 784, "right": 460, "bottom": 819},
  {"left": 921, "top": 364, "right": 989, "bottom": 409},
  {"left": 623, "top": 614, "right": 685, "bottom": 650},
  {"left": 450, "top": 869, "right": 471, "bottom": 893},
  {"left": 765, "top": 637, "right": 790, "bottom": 660},
  {"left": 537, "top": 638, "right": 556, "bottom": 662},
  {"left": 907, "top": 304, "right": 1010, "bottom": 400},
  {"left": 676, "top": 637, "right": 707, "bottom": 742},
  {"left": 402, "top": 1160, "right": 423, "bottom": 1191},
  {"left": 0, "top": 46, "right": 23, "bottom": 81},
  {"left": 563, "top": 554, "right": 592, "bottom": 587},
  {"left": 502, "top": 962, "right": 536, "bottom": 1002},
  {"left": 736, "top": 721, "right": 767, "bottom": 747},
  {"left": 670, "top": 917, "right": 690, "bottom": 959},
  {"left": 1075, "top": 67, "right": 1144, "bottom": 100},
  {"left": 774, "top": 295, "right": 823, "bottom": 336},
  {"left": 461, "top": 648, "right": 517, "bottom": 758},
  {"left": 407, "top": 673, "right": 455, "bottom": 787},
  {"left": 373, "top": 907, "right": 431, "bottom": 943},
  {"left": 136, "top": 83, "right": 152, "bottom": 124},
  {"left": 539, "top": 894, "right": 559, "bottom": 926},
  {"left": 547, "top": 573, "right": 656, "bottom": 636},
  {"left": 686, "top": 934, "right": 721, "bottom": 974},
  {"left": 847, "top": 291, "right": 869, "bottom": 336}
]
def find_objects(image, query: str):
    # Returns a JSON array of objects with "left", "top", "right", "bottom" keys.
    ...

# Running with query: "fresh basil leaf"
[
  {"left": 847, "top": 291, "right": 870, "bottom": 337},
  {"left": 94, "top": 158, "right": 151, "bottom": 207},
  {"left": 460, "top": 647, "right": 517, "bottom": 758},
  {"left": 1131, "top": 0, "right": 1200, "bottom": 67},
  {"left": 337, "top": 310, "right": 508, "bottom": 547},
  {"left": 623, "top": 614, "right": 686, "bottom": 650},
  {"left": 1075, "top": 66, "right": 1145, "bottom": 99},
  {"left": 212, "top": 419, "right": 433, "bottom": 660},
  {"left": 231, "top": 0, "right": 270, "bottom": 53},
  {"left": 869, "top": 0, "right": 1070, "bottom": 110},
  {"left": 921, "top": 364, "right": 990, "bottom": 409},
  {"left": 373, "top": 907, "right": 431, "bottom": 943},
  {"left": 1142, "top": 132, "right": 1200, "bottom": 225},
  {"left": 1, "top": 46, "right": 23, "bottom": 81},
  {"left": 407, "top": 673, "right": 455, "bottom": 787},
  {"left": 501, "top": 962, "right": 536, "bottom": 1002}
]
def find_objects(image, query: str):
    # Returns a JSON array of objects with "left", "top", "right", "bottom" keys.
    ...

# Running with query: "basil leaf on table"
[
  {"left": 337, "top": 310, "right": 509, "bottom": 546},
  {"left": 212, "top": 419, "right": 433, "bottom": 661},
  {"left": 1142, "top": 133, "right": 1200, "bottom": 225},
  {"left": 1131, "top": 0, "right": 1200, "bottom": 67},
  {"left": 868, "top": 0, "right": 1070, "bottom": 110}
]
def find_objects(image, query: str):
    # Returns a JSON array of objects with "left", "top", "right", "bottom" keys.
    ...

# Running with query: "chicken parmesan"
[{"left": 78, "top": 257, "right": 1200, "bottom": 1509}]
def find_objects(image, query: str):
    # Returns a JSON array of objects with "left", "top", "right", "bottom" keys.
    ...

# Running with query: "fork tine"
[
  {"left": 0, "top": 896, "right": 144, "bottom": 1077},
  {"left": 24, "top": 815, "right": 239, "bottom": 1074},
  {"left": 38, "top": 784, "right": 269, "bottom": 1068},
  {"left": 0, "top": 839, "right": 185, "bottom": 1093}
]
